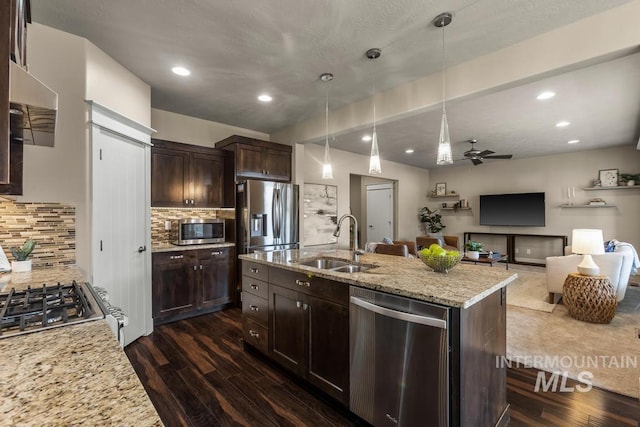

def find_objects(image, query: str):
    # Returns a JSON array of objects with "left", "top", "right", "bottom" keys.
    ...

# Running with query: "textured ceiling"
[{"left": 30, "top": 0, "right": 639, "bottom": 169}]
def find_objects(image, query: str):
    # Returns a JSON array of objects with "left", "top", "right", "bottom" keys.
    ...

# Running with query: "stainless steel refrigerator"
[{"left": 237, "top": 180, "right": 299, "bottom": 253}]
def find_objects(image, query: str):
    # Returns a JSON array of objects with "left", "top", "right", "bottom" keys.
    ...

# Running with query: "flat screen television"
[{"left": 479, "top": 192, "right": 545, "bottom": 227}]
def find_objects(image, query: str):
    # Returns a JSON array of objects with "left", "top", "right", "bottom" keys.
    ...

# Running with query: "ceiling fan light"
[{"left": 436, "top": 112, "right": 453, "bottom": 165}]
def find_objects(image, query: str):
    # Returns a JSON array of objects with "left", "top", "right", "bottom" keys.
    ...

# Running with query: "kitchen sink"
[
  {"left": 295, "top": 257, "right": 375, "bottom": 273},
  {"left": 297, "top": 258, "right": 351, "bottom": 269}
]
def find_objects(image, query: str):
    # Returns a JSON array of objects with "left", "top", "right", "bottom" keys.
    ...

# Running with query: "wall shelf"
[
  {"left": 428, "top": 194, "right": 460, "bottom": 199},
  {"left": 440, "top": 207, "right": 471, "bottom": 211},
  {"left": 559, "top": 204, "right": 616, "bottom": 208},
  {"left": 583, "top": 186, "right": 639, "bottom": 191}
]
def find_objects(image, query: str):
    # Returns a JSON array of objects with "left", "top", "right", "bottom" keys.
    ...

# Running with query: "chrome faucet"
[{"left": 333, "top": 214, "right": 364, "bottom": 261}]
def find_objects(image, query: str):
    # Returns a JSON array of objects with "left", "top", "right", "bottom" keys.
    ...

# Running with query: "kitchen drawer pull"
[
  {"left": 303, "top": 303, "right": 308, "bottom": 311},
  {"left": 169, "top": 255, "right": 184, "bottom": 260},
  {"left": 249, "top": 330, "right": 260, "bottom": 338},
  {"left": 211, "top": 251, "right": 222, "bottom": 255},
  {"left": 249, "top": 267, "right": 259, "bottom": 273},
  {"left": 249, "top": 305, "right": 259, "bottom": 311},
  {"left": 296, "top": 301, "right": 302, "bottom": 309},
  {"left": 250, "top": 284, "right": 259, "bottom": 290},
  {"left": 296, "top": 279, "right": 311, "bottom": 287}
]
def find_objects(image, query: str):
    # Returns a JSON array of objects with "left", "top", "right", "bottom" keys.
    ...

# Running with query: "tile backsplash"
[
  {"left": 151, "top": 207, "right": 235, "bottom": 244},
  {"left": 0, "top": 200, "right": 75, "bottom": 268}
]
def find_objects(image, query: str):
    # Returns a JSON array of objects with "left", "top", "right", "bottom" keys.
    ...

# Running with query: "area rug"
[
  {"left": 506, "top": 270, "right": 557, "bottom": 313},
  {"left": 507, "top": 285, "right": 640, "bottom": 398}
]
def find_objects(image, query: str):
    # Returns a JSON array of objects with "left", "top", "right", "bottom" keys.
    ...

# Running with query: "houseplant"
[
  {"left": 10, "top": 238, "right": 36, "bottom": 272},
  {"left": 464, "top": 240, "right": 483, "bottom": 260},
  {"left": 620, "top": 173, "right": 640, "bottom": 186},
  {"left": 419, "top": 207, "right": 445, "bottom": 233}
]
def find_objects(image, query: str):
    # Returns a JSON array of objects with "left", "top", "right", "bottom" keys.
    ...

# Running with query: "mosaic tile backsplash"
[
  {"left": 151, "top": 207, "right": 235, "bottom": 244},
  {"left": 0, "top": 201, "right": 75, "bottom": 268}
]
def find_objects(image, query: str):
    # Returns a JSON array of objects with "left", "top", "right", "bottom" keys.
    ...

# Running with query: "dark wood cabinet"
[
  {"left": 151, "top": 139, "right": 232, "bottom": 208},
  {"left": 269, "top": 283, "right": 305, "bottom": 372},
  {"left": 152, "top": 247, "right": 235, "bottom": 325},
  {"left": 215, "top": 135, "right": 292, "bottom": 182}
]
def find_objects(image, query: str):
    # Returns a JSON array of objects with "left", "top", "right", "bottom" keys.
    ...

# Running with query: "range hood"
[{"left": 9, "top": 61, "right": 58, "bottom": 147}]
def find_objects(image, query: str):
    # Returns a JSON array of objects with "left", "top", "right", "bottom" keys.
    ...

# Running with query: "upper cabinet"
[
  {"left": 151, "top": 139, "right": 233, "bottom": 208},
  {"left": 215, "top": 135, "right": 292, "bottom": 182}
]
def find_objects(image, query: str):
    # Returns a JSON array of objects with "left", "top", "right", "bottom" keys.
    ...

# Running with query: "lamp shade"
[{"left": 571, "top": 229, "right": 605, "bottom": 255}]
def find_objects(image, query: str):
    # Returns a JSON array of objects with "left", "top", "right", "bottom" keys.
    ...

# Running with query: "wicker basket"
[
  {"left": 562, "top": 273, "right": 617, "bottom": 324},
  {"left": 419, "top": 252, "right": 463, "bottom": 274}
]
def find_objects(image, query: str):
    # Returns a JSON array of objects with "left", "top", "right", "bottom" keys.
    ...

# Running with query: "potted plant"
[
  {"left": 620, "top": 173, "right": 640, "bottom": 186},
  {"left": 419, "top": 207, "right": 445, "bottom": 233},
  {"left": 464, "top": 240, "right": 483, "bottom": 260},
  {"left": 10, "top": 238, "right": 36, "bottom": 272}
]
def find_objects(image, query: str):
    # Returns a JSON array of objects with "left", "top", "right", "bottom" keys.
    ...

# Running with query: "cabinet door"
[
  {"left": 151, "top": 147, "right": 190, "bottom": 207},
  {"left": 198, "top": 248, "right": 234, "bottom": 308},
  {"left": 263, "top": 148, "right": 291, "bottom": 182},
  {"left": 236, "top": 143, "right": 264, "bottom": 178},
  {"left": 305, "top": 294, "right": 350, "bottom": 404},
  {"left": 190, "top": 152, "right": 224, "bottom": 207},
  {"left": 152, "top": 258, "right": 197, "bottom": 319},
  {"left": 269, "top": 284, "right": 305, "bottom": 374}
]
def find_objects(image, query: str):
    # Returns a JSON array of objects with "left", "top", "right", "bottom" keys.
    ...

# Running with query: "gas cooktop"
[{"left": 0, "top": 281, "right": 105, "bottom": 338}]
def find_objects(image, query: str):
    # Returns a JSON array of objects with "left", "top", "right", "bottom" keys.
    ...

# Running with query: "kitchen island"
[
  {"left": 0, "top": 267, "right": 161, "bottom": 426},
  {"left": 239, "top": 248, "right": 518, "bottom": 427}
]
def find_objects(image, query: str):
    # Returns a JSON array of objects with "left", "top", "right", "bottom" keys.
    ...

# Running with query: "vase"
[
  {"left": 11, "top": 260, "right": 32, "bottom": 272},
  {"left": 465, "top": 251, "right": 479, "bottom": 260},
  {"left": 627, "top": 180, "right": 635, "bottom": 186}
]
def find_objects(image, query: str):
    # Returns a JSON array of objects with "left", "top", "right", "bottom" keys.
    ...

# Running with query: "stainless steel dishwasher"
[{"left": 350, "top": 286, "right": 450, "bottom": 427}]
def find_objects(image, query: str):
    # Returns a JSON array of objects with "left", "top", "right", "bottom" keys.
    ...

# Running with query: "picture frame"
[
  {"left": 598, "top": 169, "right": 619, "bottom": 187},
  {"left": 436, "top": 182, "right": 446, "bottom": 196},
  {"left": 303, "top": 183, "right": 338, "bottom": 246}
]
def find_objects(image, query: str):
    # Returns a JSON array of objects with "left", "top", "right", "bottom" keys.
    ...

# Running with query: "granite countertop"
[
  {"left": 152, "top": 241, "right": 235, "bottom": 253},
  {"left": 240, "top": 248, "right": 518, "bottom": 309},
  {"left": 0, "top": 265, "right": 161, "bottom": 426}
]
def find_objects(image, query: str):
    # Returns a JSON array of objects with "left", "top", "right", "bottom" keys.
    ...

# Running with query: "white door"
[
  {"left": 366, "top": 183, "right": 394, "bottom": 243},
  {"left": 90, "top": 102, "right": 152, "bottom": 346}
]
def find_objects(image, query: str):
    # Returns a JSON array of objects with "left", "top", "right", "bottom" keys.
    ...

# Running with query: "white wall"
[
  {"left": 23, "top": 23, "right": 151, "bottom": 275},
  {"left": 151, "top": 108, "right": 269, "bottom": 147},
  {"left": 428, "top": 145, "right": 640, "bottom": 255},
  {"left": 301, "top": 143, "right": 430, "bottom": 249}
]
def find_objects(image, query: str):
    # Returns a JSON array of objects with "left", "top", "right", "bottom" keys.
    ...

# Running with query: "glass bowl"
[{"left": 419, "top": 252, "right": 463, "bottom": 274}]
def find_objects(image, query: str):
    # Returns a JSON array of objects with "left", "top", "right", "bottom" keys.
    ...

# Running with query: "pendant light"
[
  {"left": 320, "top": 73, "right": 334, "bottom": 179},
  {"left": 366, "top": 48, "right": 382, "bottom": 175},
  {"left": 434, "top": 13, "right": 453, "bottom": 165}
]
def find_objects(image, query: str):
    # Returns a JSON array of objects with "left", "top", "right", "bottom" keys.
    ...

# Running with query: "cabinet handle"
[
  {"left": 296, "top": 301, "right": 302, "bottom": 309},
  {"left": 193, "top": 265, "right": 197, "bottom": 270},
  {"left": 249, "top": 330, "right": 260, "bottom": 338},
  {"left": 191, "top": 199, "right": 195, "bottom": 204},
  {"left": 200, "top": 265, "right": 203, "bottom": 270},
  {"left": 296, "top": 279, "right": 311, "bottom": 288},
  {"left": 184, "top": 199, "right": 188, "bottom": 205},
  {"left": 249, "top": 305, "right": 259, "bottom": 311},
  {"left": 266, "top": 170, "right": 270, "bottom": 175},
  {"left": 250, "top": 267, "right": 259, "bottom": 273},
  {"left": 211, "top": 251, "right": 222, "bottom": 255},
  {"left": 303, "top": 303, "right": 308, "bottom": 311},
  {"left": 250, "top": 284, "right": 259, "bottom": 290},
  {"left": 169, "top": 255, "right": 184, "bottom": 260}
]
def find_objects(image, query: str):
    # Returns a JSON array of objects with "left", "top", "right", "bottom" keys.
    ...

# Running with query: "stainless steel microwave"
[{"left": 173, "top": 218, "right": 225, "bottom": 245}]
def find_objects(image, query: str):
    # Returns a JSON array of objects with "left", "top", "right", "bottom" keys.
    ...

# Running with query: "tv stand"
[{"left": 463, "top": 232, "right": 568, "bottom": 267}]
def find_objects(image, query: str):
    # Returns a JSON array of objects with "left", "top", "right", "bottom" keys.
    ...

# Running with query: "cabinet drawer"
[
  {"left": 269, "top": 267, "right": 348, "bottom": 305},
  {"left": 242, "top": 292, "right": 268, "bottom": 325},
  {"left": 153, "top": 250, "right": 197, "bottom": 266},
  {"left": 242, "top": 261, "right": 268, "bottom": 282},
  {"left": 242, "top": 276, "right": 269, "bottom": 299},
  {"left": 242, "top": 317, "right": 269, "bottom": 355},
  {"left": 198, "top": 247, "right": 231, "bottom": 260}
]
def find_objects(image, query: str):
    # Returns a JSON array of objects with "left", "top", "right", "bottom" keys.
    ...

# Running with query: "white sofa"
[{"left": 546, "top": 245, "right": 634, "bottom": 303}]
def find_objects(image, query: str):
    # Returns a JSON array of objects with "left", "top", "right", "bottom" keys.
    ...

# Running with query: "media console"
[{"left": 463, "top": 232, "right": 568, "bottom": 267}]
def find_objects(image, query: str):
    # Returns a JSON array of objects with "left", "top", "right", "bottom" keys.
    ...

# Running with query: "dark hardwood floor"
[{"left": 125, "top": 309, "right": 640, "bottom": 427}]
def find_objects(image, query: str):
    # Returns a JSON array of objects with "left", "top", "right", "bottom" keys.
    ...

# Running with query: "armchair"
[{"left": 546, "top": 245, "right": 634, "bottom": 303}]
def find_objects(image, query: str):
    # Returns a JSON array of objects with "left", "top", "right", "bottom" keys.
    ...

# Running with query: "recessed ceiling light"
[
  {"left": 171, "top": 66, "right": 191, "bottom": 76},
  {"left": 405, "top": 148, "right": 414, "bottom": 154},
  {"left": 362, "top": 135, "right": 372, "bottom": 142},
  {"left": 556, "top": 121, "right": 570, "bottom": 128},
  {"left": 258, "top": 94, "right": 272, "bottom": 103},
  {"left": 567, "top": 139, "right": 580, "bottom": 144},
  {"left": 536, "top": 91, "right": 555, "bottom": 100}
]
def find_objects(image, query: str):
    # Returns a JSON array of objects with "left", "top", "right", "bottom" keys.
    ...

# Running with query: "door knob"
[{"left": 137, "top": 246, "right": 147, "bottom": 253}]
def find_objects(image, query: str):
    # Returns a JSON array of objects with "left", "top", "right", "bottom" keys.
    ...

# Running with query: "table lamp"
[{"left": 571, "top": 229, "right": 605, "bottom": 276}]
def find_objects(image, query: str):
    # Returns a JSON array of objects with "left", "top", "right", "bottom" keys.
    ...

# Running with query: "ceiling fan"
[{"left": 461, "top": 139, "right": 513, "bottom": 165}]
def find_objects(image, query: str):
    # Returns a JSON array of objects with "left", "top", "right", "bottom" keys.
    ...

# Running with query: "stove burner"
[{"left": 0, "top": 281, "right": 98, "bottom": 337}]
